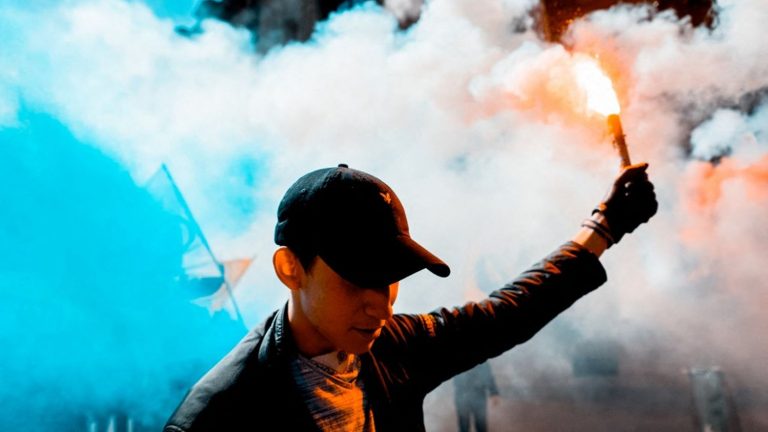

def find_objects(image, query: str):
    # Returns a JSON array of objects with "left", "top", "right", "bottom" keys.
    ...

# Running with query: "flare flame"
[{"left": 573, "top": 57, "right": 620, "bottom": 116}]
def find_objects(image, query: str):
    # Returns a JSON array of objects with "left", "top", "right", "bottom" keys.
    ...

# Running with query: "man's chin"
[{"left": 342, "top": 327, "right": 384, "bottom": 354}]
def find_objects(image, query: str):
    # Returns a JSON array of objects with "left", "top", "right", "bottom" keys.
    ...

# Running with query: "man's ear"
[{"left": 273, "top": 247, "right": 305, "bottom": 291}]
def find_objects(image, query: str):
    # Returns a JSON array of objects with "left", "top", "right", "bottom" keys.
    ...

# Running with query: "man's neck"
[{"left": 287, "top": 298, "right": 335, "bottom": 357}]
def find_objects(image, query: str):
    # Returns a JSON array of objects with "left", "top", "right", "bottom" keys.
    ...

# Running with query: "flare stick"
[{"left": 607, "top": 114, "right": 631, "bottom": 168}]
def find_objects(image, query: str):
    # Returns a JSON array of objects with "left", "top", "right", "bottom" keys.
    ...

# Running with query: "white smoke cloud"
[{"left": 3, "top": 0, "right": 768, "bottom": 427}]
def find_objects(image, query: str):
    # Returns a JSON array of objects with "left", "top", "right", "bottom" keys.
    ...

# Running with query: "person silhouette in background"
[{"left": 454, "top": 361, "right": 499, "bottom": 432}]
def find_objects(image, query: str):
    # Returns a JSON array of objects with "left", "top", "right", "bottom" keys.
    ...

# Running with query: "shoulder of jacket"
[{"left": 164, "top": 309, "right": 281, "bottom": 430}]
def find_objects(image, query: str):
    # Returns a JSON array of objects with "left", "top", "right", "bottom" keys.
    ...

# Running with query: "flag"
[
  {"left": 145, "top": 164, "right": 223, "bottom": 297},
  {"left": 144, "top": 164, "right": 246, "bottom": 326},
  {"left": 194, "top": 258, "right": 254, "bottom": 314}
]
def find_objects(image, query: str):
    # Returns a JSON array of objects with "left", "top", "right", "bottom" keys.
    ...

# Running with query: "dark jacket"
[{"left": 164, "top": 242, "right": 606, "bottom": 431}]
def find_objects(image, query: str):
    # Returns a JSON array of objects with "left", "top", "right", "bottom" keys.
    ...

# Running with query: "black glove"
[{"left": 593, "top": 163, "right": 658, "bottom": 245}]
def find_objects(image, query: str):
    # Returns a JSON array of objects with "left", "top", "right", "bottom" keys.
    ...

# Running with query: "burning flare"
[
  {"left": 573, "top": 57, "right": 621, "bottom": 116},
  {"left": 573, "top": 56, "right": 630, "bottom": 167}
]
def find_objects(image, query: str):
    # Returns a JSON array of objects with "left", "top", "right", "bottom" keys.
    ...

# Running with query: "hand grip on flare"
[{"left": 592, "top": 163, "right": 658, "bottom": 246}]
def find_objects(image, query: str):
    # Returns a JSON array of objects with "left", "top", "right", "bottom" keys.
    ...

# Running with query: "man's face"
[{"left": 296, "top": 256, "right": 399, "bottom": 356}]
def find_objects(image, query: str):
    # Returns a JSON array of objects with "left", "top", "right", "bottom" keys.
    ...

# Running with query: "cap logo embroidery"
[{"left": 380, "top": 192, "right": 392, "bottom": 204}]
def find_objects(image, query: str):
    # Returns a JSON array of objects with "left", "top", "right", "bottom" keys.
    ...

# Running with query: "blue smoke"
[
  {"left": 142, "top": 0, "right": 197, "bottom": 21},
  {"left": 0, "top": 110, "right": 246, "bottom": 431}
]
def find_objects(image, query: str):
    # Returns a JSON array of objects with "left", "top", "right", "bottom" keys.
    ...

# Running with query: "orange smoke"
[
  {"left": 472, "top": 50, "right": 623, "bottom": 129},
  {"left": 685, "top": 155, "right": 768, "bottom": 211}
]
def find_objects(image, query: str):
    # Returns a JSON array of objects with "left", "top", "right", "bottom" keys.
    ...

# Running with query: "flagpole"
[
  {"left": 161, "top": 164, "right": 247, "bottom": 328},
  {"left": 161, "top": 165, "right": 218, "bottom": 261},
  {"left": 220, "top": 263, "right": 247, "bottom": 329}
]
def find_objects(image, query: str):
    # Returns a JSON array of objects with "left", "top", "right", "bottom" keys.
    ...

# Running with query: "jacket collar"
[{"left": 257, "top": 301, "right": 296, "bottom": 366}]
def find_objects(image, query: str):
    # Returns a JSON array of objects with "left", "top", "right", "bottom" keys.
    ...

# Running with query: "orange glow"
[{"left": 573, "top": 57, "right": 620, "bottom": 116}]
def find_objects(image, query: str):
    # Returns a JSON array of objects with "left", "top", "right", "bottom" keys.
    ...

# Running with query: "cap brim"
[
  {"left": 319, "top": 234, "right": 450, "bottom": 288},
  {"left": 398, "top": 235, "right": 451, "bottom": 278}
]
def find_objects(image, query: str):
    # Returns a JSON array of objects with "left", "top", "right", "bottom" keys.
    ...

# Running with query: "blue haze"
[{"left": 0, "top": 110, "right": 246, "bottom": 431}]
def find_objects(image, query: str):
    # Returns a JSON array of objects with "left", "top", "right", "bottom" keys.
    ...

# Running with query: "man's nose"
[{"left": 363, "top": 286, "right": 396, "bottom": 321}]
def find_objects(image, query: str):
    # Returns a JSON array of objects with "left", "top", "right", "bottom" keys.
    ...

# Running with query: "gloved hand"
[{"left": 593, "top": 163, "right": 658, "bottom": 245}]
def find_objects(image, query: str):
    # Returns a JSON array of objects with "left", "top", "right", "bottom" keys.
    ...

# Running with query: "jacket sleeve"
[{"left": 373, "top": 241, "right": 607, "bottom": 396}]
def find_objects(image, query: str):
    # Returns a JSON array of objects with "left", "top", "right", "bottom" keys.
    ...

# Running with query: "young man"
[{"left": 164, "top": 162, "right": 657, "bottom": 431}]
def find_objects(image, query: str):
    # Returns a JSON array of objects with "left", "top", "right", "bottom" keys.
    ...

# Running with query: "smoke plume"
[{"left": 2, "top": 0, "right": 767, "bottom": 429}]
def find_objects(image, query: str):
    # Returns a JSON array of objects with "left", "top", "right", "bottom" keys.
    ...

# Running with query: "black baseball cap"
[{"left": 274, "top": 164, "right": 450, "bottom": 287}]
